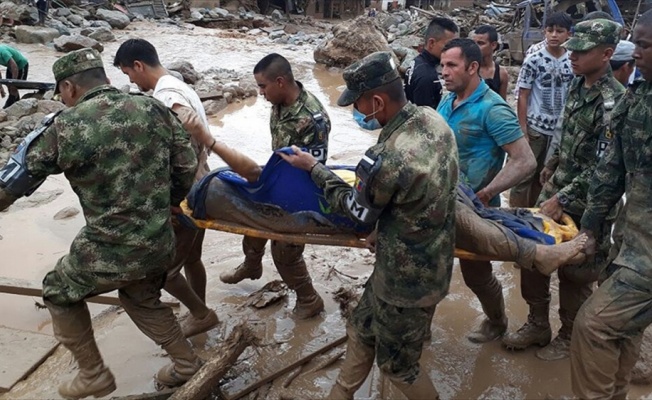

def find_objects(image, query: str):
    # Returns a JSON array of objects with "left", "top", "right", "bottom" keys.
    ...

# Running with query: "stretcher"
[
  {"left": 182, "top": 151, "right": 578, "bottom": 262},
  {"left": 180, "top": 201, "right": 578, "bottom": 262}
]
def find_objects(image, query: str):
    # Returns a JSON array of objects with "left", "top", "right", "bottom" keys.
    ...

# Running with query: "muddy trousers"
[
  {"left": 328, "top": 284, "right": 438, "bottom": 400},
  {"left": 455, "top": 201, "right": 537, "bottom": 270},
  {"left": 510, "top": 128, "right": 553, "bottom": 208},
  {"left": 43, "top": 268, "right": 189, "bottom": 365},
  {"left": 242, "top": 236, "right": 313, "bottom": 292},
  {"left": 571, "top": 266, "right": 652, "bottom": 400}
]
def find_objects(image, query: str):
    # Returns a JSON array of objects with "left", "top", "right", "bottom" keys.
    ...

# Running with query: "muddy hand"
[
  {"left": 277, "top": 145, "right": 317, "bottom": 171},
  {"left": 539, "top": 195, "right": 563, "bottom": 221},
  {"left": 580, "top": 228, "right": 596, "bottom": 258},
  {"left": 539, "top": 167, "right": 554, "bottom": 186}
]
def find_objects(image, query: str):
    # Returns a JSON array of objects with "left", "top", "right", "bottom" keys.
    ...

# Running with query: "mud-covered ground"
[{"left": 0, "top": 20, "right": 650, "bottom": 400}]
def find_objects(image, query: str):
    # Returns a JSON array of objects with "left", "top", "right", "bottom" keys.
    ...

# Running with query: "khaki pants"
[
  {"left": 168, "top": 223, "right": 205, "bottom": 279},
  {"left": 571, "top": 265, "right": 651, "bottom": 399},
  {"left": 456, "top": 201, "right": 537, "bottom": 270},
  {"left": 43, "top": 267, "right": 184, "bottom": 349},
  {"left": 510, "top": 127, "right": 553, "bottom": 208},
  {"left": 242, "top": 236, "right": 306, "bottom": 271}
]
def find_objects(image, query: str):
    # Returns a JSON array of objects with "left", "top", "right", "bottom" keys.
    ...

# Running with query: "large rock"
[
  {"left": 89, "top": 20, "right": 112, "bottom": 29},
  {"left": 82, "top": 27, "right": 116, "bottom": 42},
  {"left": 166, "top": 61, "right": 201, "bottom": 84},
  {"left": 45, "top": 19, "right": 72, "bottom": 36},
  {"left": 53, "top": 35, "right": 104, "bottom": 53},
  {"left": 5, "top": 99, "right": 38, "bottom": 120},
  {"left": 95, "top": 9, "right": 130, "bottom": 29},
  {"left": 67, "top": 14, "right": 84, "bottom": 26},
  {"left": 0, "top": 2, "right": 38, "bottom": 24},
  {"left": 36, "top": 100, "right": 66, "bottom": 115},
  {"left": 14, "top": 25, "right": 61, "bottom": 44},
  {"left": 313, "top": 18, "right": 392, "bottom": 68}
]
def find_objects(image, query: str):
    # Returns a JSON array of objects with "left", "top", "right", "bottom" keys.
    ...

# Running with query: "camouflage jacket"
[
  {"left": 539, "top": 71, "right": 625, "bottom": 218},
  {"left": 311, "top": 103, "right": 458, "bottom": 308},
  {"left": 25, "top": 85, "right": 197, "bottom": 280},
  {"left": 270, "top": 82, "right": 330, "bottom": 161},
  {"left": 581, "top": 80, "right": 652, "bottom": 277}
]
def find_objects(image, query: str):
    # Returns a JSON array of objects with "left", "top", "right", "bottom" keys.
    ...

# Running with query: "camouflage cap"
[
  {"left": 337, "top": 51, "right": 400, "bottom": 107},
  {"left": 52, "top": 48, "right": 104, "bottom": 93},
  {"left": 562, "top": 19, "right": 622, "bottom": 51}
]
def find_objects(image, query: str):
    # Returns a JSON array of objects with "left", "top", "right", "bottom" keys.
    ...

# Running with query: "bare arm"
[
  {"left": 517, "top": 87, "right": 531, "bottom": 136},
  {"left": 476, "top": 137, "right": 536, "bottom": 203},
  {"left": 172, "top": 104, "right": 261, "bottom": 182},
  {"left": 499, "top": 67, "right": 509, "bottom": 101}
]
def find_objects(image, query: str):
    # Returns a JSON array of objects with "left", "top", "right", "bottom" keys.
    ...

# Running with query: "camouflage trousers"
[
  {"left": 351, "top": 282, "right": 436, "bottom": 383},
  {"left": 571, "top": 265, "right": 652, "bottom": 399},
  {"left": 43, "top": 262, "right": 184, "bottom": 349}
]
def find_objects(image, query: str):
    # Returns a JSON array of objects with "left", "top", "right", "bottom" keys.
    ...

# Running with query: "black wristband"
[{"left": 309, "top": 161, "right": 319, "bottom": 174}]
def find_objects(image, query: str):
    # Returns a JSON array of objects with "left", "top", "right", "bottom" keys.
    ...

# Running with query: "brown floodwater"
[{"left": 1, "top": 20, "right": 650, "bottom": 400}]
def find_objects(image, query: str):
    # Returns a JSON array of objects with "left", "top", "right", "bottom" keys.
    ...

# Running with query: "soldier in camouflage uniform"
[
  {"left": 503, "top": 19, "right": 626, "bottom": 361},
  {"left": 571, "top": 10, "right": 652, "bottom": 398},
  {"left": 280, "top": 51, "right": 458, "bottom": 400},
  {"left": 219, "top": 53, "right": 331, "bottom": 319},
  {"left": 0, "top": 49, "right": 201, "bottom": 398}
]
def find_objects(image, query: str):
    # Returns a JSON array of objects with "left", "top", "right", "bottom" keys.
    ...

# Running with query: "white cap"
[{"left": 612, "top": 40, "right": 635, "bottom": 62}]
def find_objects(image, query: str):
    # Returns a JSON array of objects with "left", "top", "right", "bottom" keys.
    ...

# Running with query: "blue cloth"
[
  {"left": 188, "top": 151, "right": 361, "bottom": 231},
  {"left": 458, "top": 183, "right": 555, "bottom": 245},
  {"left": 437, "top": 80, "right": 523, "bottom": 206}
]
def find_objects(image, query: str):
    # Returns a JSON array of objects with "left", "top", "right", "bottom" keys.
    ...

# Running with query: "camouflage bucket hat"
[
  {"left": 337, "top": 51, "right": 401, "bottom": 107},
  {"left": 562, "top": 18, "right": 622, "bottom": 51},
  {"left": 52, "top": 48, "right": 104, "bottom": 93}
]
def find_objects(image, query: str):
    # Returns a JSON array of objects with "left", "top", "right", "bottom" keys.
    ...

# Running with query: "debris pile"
[{"left": 0, "top": 98, "right": 65, "bottom": 165}]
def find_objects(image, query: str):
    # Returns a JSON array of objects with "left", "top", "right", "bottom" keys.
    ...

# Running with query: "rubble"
[
  {"left": 313, "top": 17, "right": 391, "bottom": 68},
  {"left": 0, "top": 99, "right": 66, "bottom": 165}
]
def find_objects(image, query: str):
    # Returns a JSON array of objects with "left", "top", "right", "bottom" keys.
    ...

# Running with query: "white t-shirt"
[
  {"left": 153, "top": 74, "right": 210, "bottom": 131},
  {"left": 153, "top": 74, "right": 210, "bottom": 179},
  {"left": 517, "top": 47, "right": 574, "bottom": 135}
]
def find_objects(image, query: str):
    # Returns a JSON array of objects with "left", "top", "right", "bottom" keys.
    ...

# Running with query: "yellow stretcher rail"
[{"left": 181, "top": 201, "right": 578, "bottom": 262}]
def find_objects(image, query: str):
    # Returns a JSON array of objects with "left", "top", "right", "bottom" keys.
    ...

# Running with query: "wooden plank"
[
  {"left": 225, "top": 335, "right": 348, "bottom": 400},
  {"left": 198, "top": 91, "right": 224, "bottom": 101},
  {"left": 0, "top": 326, "right": 59, "bottom": 393},
  {"left": 0, "top": 277, "right": 179, "bottom": 307}
]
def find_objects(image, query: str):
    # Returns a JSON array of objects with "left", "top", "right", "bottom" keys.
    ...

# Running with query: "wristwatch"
[{"left": 557, "top": 193, "right": 571, "bottom": 207}]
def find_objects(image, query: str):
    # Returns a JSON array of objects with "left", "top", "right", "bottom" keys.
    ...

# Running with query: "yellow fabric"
[{"left": 333, "top": 169, "right": 356, "bottom": 186}]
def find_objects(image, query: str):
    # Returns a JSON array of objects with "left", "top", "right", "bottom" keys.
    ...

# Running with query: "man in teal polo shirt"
[
  {"left": 437, "top": 38, "right": 536, "bottom": 343},
  {"left": 0, "top": 45, "right": 29, "bottom": 109}
]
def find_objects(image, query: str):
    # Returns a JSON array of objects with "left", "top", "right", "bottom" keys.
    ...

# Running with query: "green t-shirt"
[{"left": 0, "top": 45, "right": 28, "bottom": 70}]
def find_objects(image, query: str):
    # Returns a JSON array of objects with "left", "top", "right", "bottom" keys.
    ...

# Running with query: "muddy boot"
[
  {"left": 536, "top": 334, "right": 571, "bottom": 361},
  {"left": 503, "top": 306, "right": 551, "bottom": 350},
  {"left": 272, "top": 242, "right": 324, "bottom": 319},
  {"left": 180, "top": 309, "right": 219, "bottom": 338},
  {"left": 46, "top": 301, "right": 116, "bottom": 400},
  {"left": 156, "top": 339, "right": 203, "bottom": 388},
  {"left": 327, "top": 328, "right": 375, "bottom": 400},
  {"left": 467, "top": 297, "right": 508, "bottom": 343},
  {"left": 220, "top": 237, "right": 265, "bottom": 284},
  {"left": 389, "top": 370, "right": 440, "bottom": 400}
]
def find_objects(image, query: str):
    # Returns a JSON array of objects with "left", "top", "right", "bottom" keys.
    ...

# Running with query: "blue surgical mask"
[{"left": 353, "top": 107, "right": 381, "bottom": 131}]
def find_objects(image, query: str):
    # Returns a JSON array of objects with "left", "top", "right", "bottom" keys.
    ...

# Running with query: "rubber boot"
[
  {"left": 502, "top": 305, "right": 552, "bottom": 350},
  {"left": 326, "top": 328, "right": 376, "bottom": 400},
  {"left": 46, "top": 301, "right": 116, "bottom": 400},
  {"left": 220, "top": 237, "right": 264, "bottom": 284},
  {"left": 467, "top": 296, "right": 508, "bottom": 343},
  {"left": 155, "top": 339, "right": 203, "bottom": 388},
  {"left": 389, "top": 370, "right": 440, "bottom": 400},
  {"left": 272, "top": 242, "right": 324, "bottom": 319}
]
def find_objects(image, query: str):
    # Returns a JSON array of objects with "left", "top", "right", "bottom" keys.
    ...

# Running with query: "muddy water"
[{"left": 2, "top": 21, "right": 652, "bottom": 400}]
